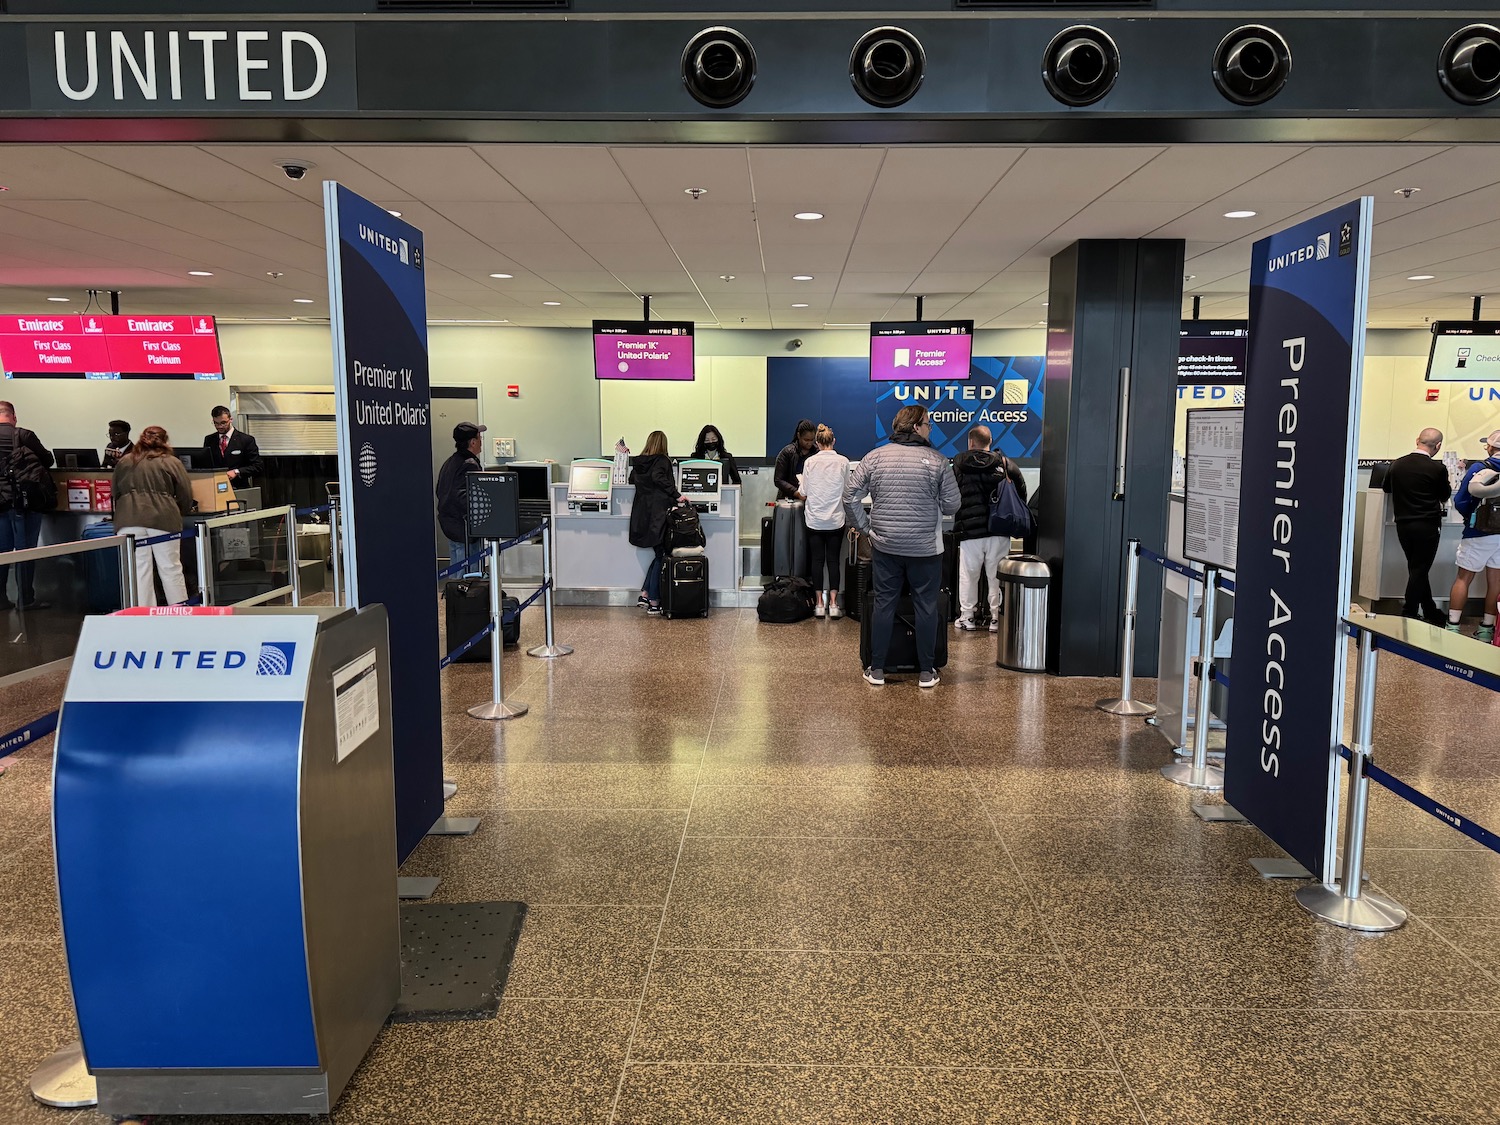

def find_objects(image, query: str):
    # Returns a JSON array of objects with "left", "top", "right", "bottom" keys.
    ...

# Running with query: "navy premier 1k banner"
[
  {"left": 325, "top": 182, "right": 443, "bottom": 863},
  {"left": 1223, "top": 197, "right": 1373, "bottom": 882}
]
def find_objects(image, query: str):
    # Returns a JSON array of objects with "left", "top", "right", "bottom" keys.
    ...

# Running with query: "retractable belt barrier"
[
  {"left": 1138, "top": 545, "right": 1205, "bottom": 583},
  {"left": 438, "top": 517, "right": 573, "bottom": 721},
  {"left": 1295, "top": 616, "right": 1500, "bottom": 933},
  {"left": 0, "top": 709, "right": 59, "bottom": 760}
]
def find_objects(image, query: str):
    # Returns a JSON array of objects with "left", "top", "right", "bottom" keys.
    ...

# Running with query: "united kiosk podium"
[{"left": 53, "top": 606, "right": 400, "bottom": 1116}]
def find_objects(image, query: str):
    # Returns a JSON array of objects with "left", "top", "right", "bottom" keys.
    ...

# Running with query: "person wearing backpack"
[
  {"left": 628, "top": 430, "right": 688, "bottom": 616},
  {"left": 801, "top": 424, "right": 850, "bottom": 618},
  {"left": 0, "top": 400, "right": 56, "bottom": 611},
  {"left": 113, "top": 426, "right": 195, "bottom": 607},
  {"left": 951, "top": 426, "right": 1026, "bottom": 633},
  {"left": 1449, "top": 429, "right": 1500, "bottom": 640}
]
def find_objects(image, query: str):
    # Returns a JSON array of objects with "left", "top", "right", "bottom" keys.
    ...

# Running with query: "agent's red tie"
[{"left": 219, "top": 436, "right": 228, "bottom": 459}]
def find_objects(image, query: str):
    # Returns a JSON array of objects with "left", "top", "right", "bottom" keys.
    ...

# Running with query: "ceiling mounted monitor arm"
[
  {"left": 642, "top": 294, "right": 651, "bottom": 321},
  {"left": 915, "top": 295, "right": 924, "bottom": 322},
  {"left": 1477, "top": 296, "right": 1486, "bottom": 322}
]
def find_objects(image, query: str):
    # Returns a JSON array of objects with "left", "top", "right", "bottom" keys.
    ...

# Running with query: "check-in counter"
[
  {"left": 551, "top": 482, "right": 742, "bottom": 604},
  {"left": 1356, "top": 488, "right": 1487, "bottom": 607}
]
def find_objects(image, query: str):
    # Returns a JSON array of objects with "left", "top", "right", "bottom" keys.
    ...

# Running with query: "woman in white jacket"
[{"left": 800, "top": 425, "right": 851, "bottom": 617}]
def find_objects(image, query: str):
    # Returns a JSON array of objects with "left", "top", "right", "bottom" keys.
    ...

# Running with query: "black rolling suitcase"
[
  {"left": 662, "top": 556, "right": 709, "bottom": 618},
  {"left": 760, "top": 515, "right": 776, "bottom": 578},
  {"left": 844, "top": 530, "right": 871, "bottom": 622},
  {"left": 859, "top": 587, "right": 950, "bottom": 672},
  {"left": 771, "top": 500, "right": 809, "bottom": 577},
  {"left": 444, "top": 578, "right": 520, "bottom": 662}
]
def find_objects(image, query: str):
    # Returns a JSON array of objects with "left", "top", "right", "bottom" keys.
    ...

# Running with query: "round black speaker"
[
  {"left": 849, "top": 26, "right": 927, "bottom": 109},
  {"left": 1438, "top": 24, "right": 1500, "bottom": 105},
  {"left": 1213, "top": 25, "right": 1292, "bottom": 106},
  {"left": 1042, "top": 26, "right": 1120, "bottom": 108},
  {"left": 681, "top": 26, "right": 756, "bottom": 109}
]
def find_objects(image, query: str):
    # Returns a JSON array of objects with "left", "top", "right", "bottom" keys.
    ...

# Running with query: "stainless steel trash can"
[{"left": 996, "top": 555, "right": 1050, "bottom": 672}]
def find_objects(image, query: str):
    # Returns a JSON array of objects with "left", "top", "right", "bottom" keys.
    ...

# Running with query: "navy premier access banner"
[
  {"left": 1223, "top": 197, "right": 1373, "bottom": 883},
  {"left": 325, "top": 182, "right": 443, "bottom": 863}
]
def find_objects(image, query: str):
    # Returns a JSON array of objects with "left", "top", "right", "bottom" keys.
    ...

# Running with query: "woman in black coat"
[
  {"left": 691, "top": 424, "right": 741, "bottom": 486},
  {"left": 629, "top": 430, "right": 687, "bottom": 614}
]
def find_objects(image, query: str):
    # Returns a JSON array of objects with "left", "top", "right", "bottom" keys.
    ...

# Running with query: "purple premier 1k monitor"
[
  {"left": 868, "top": 320, "right": 974, "bottom": 382},
  {"left": 592, "top": 320, "right": 695, "bottom": 381}
]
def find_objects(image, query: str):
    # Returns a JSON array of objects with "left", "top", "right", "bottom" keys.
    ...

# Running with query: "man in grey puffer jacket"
[{"left": 844, "top": 404, "right": 962, "bottom": 688}]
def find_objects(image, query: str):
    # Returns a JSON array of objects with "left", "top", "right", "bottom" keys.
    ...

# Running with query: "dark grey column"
[{"left": 1037, "top": 239, "right": 1185, "bottom": 678}]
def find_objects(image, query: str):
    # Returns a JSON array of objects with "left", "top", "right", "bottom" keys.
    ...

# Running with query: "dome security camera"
[
  {"left": 788, "top": 338, "right": 804, "bottom": 350},
  {"left": 274, "top": 159, "right": 314, "bottom": 181}
]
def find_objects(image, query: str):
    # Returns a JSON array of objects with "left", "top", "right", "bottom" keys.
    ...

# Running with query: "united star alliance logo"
[{"left": 256, "top": 642, "right": 297, "bottom": 676}]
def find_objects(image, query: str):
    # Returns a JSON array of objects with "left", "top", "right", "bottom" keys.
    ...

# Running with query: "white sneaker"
[
  {"left": 955, "top": 618, "right": 978, "bottom": 632},
  {"left": 829, "top": 604, "right": 843, "bottom": 619},
  {"left": 814, "top": 603, "right": 826, "bottom": 618},
  {"left": 989, "top": 622, "right": 999, "bottom": 633}
]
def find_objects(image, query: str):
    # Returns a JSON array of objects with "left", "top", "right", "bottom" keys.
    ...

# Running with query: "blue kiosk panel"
[{"left": 54, "top": 615, "right": 324, "bottom": 1071}]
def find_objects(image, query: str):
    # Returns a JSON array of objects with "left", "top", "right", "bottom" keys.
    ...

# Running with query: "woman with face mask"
[{"left": 691, "top": 425, "right": 741, "bottom": 486}]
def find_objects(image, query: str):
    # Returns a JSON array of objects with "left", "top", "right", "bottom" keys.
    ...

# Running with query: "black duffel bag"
[{"left": 757, "top": 575, "right": 816, "bottom": 624}]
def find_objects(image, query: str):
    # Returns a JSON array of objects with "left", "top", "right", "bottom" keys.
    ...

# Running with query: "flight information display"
[{"left": 0, "top": 314, "right": 225, "bottom": 379}]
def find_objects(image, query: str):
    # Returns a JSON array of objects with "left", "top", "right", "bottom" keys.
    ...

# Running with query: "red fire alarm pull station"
[
  {"left": 1426, "top": 388, "right": 1441, "bottom": 402},
  {"left": 507, "top": 385, "right": 520, "bottom": 398}
]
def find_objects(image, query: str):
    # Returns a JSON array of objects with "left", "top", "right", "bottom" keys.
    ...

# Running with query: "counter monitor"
[
  {"left": 567, "top": 460, "right": 613, "bottom": 512},
  {"left": 677, "top": 459, "right": 723, "bottom": 513}
]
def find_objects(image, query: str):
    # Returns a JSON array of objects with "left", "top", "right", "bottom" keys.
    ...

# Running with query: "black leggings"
[{"left": 808, "top": 527, "right": 844, "bottom": 593}]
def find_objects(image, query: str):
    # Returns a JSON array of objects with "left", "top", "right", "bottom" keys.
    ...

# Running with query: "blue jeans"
[
  {"left": 644, "top": 544, "right": 667, "bottom": 604},
  {"left": 448, "top": 538, "right": 481, "bottom": 577},
  {"left": 868, "top": 547, "right": 943, "bottom": 674},
  {"left": 0, "top": 508, "right": 43, "bottom": 604}
]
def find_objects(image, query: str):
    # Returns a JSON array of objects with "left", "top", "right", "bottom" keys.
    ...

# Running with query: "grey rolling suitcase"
[{"left": 772, "top": 500, "right": 809, "bottom": 578}]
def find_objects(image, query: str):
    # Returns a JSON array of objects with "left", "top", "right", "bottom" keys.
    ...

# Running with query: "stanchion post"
[
  {"left": 120, "top": 532, "right": 139, "bottom": 608},
  {"left": 329, "top": 496, "right": 343, "bottom": 607},
  {"left": 1097, "top": 538, "right": 1156, "bottom": 716},
  {"left": 1161, "top": 565, "right": 1224, "bottom": 790},
  {"left": 468, "top": 538, "right": 528, "bottom": 721},
  {"left": 528, "top": 517, "right": 573, "bottom": 659},
  {"left": 195, "top": 525, "right": 213, "bottom": 606},
  {"left": 1295, "top": 627, "right": 1407, "bottom": 931},
  {"left": 287, "top": 506, "right": 302, "bottom": 606}
]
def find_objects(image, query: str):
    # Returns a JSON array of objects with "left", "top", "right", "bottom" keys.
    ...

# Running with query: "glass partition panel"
[{"left": 0, "top": 543, "right": 125, "bottom": 683}]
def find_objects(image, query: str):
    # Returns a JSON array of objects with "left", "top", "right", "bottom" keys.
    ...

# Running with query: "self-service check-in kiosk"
[
  {"left": 53, "top": 605, "right": 399, "bottom": 1117},
  {"left": 566, "top": 458, "right": 614, "bottom": 513},
  {"left": 677, "top": 459, "right": 724, "bottom": 513}
]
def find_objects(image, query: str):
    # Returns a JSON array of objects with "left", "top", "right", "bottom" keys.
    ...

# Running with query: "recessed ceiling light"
[
  {"left": 1223, "top": 210, "right": 1258, "bottom": 219},
  {"left": 684, "top": 187, "right": 707, "bottom": 199},
  {"left": 792, "top": 275, "right": 814, "bottom": 281},
  {"left": 489, "top": 273, "right": 513, "bottom": 280},
  {"left": 292, "top": 298, "right": 314, "bottom": 304},
  {"left": 543, "top": 301, "right": 561, "bottom": 306},
  {"left": 46, "top": 296, "right": 69, "bottom": 302},
  {"left": 794, "top": 212, "right": 824, "bottom": 221},
  {"left": 719, "top": 275, "right": 736, "bottom": 281},
  {"left": 791, "top": 303, "right": 810, "bottom": 308},
  {"left": 1407, "top": 274, "right": 1436, "bottom": 281},
  {"left": 387, "top": 209, "right": 402, "bottom": 217},
  {"left": 188, "top": 270, "right": 214, "bottom": 277}
]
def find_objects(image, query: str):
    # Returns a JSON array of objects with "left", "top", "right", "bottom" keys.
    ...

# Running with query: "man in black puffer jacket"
[{"left": 952, "top": 426, "right": 1026, "bottom": 632}]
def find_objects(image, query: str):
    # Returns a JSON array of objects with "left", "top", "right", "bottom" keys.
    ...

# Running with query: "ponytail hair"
[{"left": 815, "top": 424, "right": 835, "bottom": 448}]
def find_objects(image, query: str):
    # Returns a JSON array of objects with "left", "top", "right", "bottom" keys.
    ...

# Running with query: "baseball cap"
[
  {"left": 1483, "top": 430, "right": 1500, "bottom": 447},
  {"left": 453, "top": 422, "right": 487, "bottom": 442}
]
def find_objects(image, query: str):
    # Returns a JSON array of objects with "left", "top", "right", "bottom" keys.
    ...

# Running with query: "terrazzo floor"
[{"left": 3, "top": 604, "right": 1500, "bottom": 1124}]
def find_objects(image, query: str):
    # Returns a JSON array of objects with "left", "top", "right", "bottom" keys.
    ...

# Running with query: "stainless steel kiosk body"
[{"left": 53, "top": 605, "right": 400, "bottom": 1116}]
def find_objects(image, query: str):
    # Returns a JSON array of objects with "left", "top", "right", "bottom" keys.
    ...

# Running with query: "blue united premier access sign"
[{"left": 1223, "top": 198, "right": 1372, "bottom": 882}]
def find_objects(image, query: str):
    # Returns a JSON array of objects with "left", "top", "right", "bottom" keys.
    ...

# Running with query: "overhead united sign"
[{"left": 27, "top": 24, "right": 356, "bottom": 112}]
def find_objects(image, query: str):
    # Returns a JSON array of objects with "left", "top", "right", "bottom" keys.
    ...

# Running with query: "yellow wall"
[{"left": 597, "top": 355, "right": 767, "bottom": 458}]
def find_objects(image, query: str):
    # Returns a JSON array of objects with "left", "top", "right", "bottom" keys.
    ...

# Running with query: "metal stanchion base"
[
  {"left": 29, "top": 1041, "right": 96, "bottom": 1109},
  {"left": 398, "top": 876, "right": 440, "bottom": 900},
  {"left": 1160, "top": 761, "right": 1224, "bottom": 790},
  {"left": 1193, "top": 802, "right": 1249, "bottom": 823},
  {"left": 1250, "top": 857, "right": 1313, "bottom": 880},
  {"left": 1295, "top": 883, "right": 1408, "bottom": 932},
  {"left": 468, "top": 700, "right": 529, "bottom": 721},
  {"left": 428, "top": 816, "right": 481, "bottom": 836},
  {"left": 527, "top": 643, "right": 574, "bottom": 659},
  {"left": 1095, "top": 697, "right": 1157, "bottom": 716},
  {"left": 443, "top": 779, "right": 458, "bottom": 801}
]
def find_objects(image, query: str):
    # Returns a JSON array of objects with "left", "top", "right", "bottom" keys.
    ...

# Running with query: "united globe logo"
[
  {"left": 256, "top": 642, "right": 296, "bottom": 676},
  {"left": 358, "top": 442, "right": 378, "bottom": 486},
  {"left": 470, "top": 488, "right": 493, "bottom": 524}
]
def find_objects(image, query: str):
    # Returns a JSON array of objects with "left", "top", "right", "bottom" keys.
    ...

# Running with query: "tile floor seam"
[
  {"left": 617, "top": 1061, "right": 1128, "bottom": 1073},
  {"left": 1392, "top": 912, "right": 1500, "bottom": 989},
  {"left": 946, "top": 722, "right": 1155, "bottom": 1125},
  {"left": 605, "top": 610, "right": 737, "bottom": 1125}
]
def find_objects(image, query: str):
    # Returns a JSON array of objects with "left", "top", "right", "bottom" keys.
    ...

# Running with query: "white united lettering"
[{"left": 54, "top": 28, "right": 327, "bottom": 103}]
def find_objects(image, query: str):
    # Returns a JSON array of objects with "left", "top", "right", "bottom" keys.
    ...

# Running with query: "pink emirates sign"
[
  {"left": 593, "top": 321, "right": 695, "bottom": 381},
  {"left": 869, "top": 321, "right": 974, "bottom": 382}
]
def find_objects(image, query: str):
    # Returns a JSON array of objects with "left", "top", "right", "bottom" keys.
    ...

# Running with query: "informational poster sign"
[
  {"left": 324, "top": 181, "right": 442, "bottom": 863},
  {"left": 1183, "top": 407, "right": 1243, "bottom": 571},
  {"left": 1223, "top": 198, "right": 1373, "bottom": 882}
]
